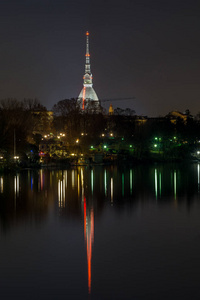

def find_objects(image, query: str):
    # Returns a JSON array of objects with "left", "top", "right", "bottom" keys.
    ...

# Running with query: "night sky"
[{"left": 0, "top": 0, "right": 199, "bottom": 116}]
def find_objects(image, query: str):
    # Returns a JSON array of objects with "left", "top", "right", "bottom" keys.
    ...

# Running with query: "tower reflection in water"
[
  {"left": 6, "top": 164, "right": 200, "bottom": 295},
  {"left": 57, "top": 168, "right": 94, "bottom": 293},
  {"left": 84, "top": 196, "right": 94, "bottom": 294},
  {"left": 82, "top": 168, "right": 94, "bottom": 294}
]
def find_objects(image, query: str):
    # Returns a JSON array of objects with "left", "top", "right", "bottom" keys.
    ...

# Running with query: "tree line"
[{"left": 0, "top": 97, "right": 200, "bottom": 161}]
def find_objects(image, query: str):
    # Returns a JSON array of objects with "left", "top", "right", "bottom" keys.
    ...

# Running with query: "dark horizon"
[{"left": 0, "top": 0, "right": 199, "bottom": 117}]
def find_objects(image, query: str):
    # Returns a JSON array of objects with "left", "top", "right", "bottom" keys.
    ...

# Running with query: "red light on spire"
[{"left": 86, "top": 31, "right": 89, "bottom": 36}]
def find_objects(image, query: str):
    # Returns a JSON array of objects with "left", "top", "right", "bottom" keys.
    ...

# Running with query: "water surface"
[{"left": 1, "top": 163, "right": 200, "bottom": 299}]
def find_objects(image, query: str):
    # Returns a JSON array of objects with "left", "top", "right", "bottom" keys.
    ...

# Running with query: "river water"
[{"left": 1, "top": 163, "right": 200, "bottom": 299}]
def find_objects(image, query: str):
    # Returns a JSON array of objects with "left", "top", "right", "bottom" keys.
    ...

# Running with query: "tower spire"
[
  {"left": 85, "top": 31, "right": 91, "bottom": 74},
  {"left": 78, "top": 31, "right": 99, "bottom": 110}
]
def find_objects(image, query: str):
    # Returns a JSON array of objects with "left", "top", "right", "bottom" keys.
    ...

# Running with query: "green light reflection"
[
  {"left": 159, "top": 173, "right": 162, "bottom": 197},
  {"left": 122, "top": 173, "right": 124, "bottom": 197},
  {"left": 130, "top": 169, "right": 132, "bottom": 195},
  {"left": 91, "top": 169, "right": 93, "bottom": 194},
  {"left": 174, "top": 170, "right": 176, "bottom": 200},
  {"left": 155, "top": 169, "right": 158, "bottom": 199}
]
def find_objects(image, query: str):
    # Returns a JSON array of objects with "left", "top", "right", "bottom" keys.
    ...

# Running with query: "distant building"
[
  {"left": 167, "top": 111, "right": 189, "bottom": 124},
  {"left": 78, "top": 32, "right": 99, "bottom": 111},
  {"left": 108, "top": 103, "right": 114, "bottom": 115}
]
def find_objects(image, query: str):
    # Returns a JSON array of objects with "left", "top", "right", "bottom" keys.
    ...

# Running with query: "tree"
[
  {"left": 52, "top": 98, "right": 81, "bottom": 141},
  {"left": 0, "top": 98, "right": 47, "bottom": 155}
]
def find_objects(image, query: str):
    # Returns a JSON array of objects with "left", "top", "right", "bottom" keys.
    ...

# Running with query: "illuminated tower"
[{"left": 78, "top": 31, "right": 99, "bottom": 110}]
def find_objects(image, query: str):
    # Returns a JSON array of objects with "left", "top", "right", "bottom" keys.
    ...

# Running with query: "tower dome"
[{"left": 78, "top": 32, "right": 99, "bottom": 110}]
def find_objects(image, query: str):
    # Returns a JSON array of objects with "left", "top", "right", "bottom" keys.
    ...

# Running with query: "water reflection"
[
  {"left": 174, "top": 170, "right": 177, "bottom": 201},
  {"left": 1, "top": 164, "right": 200, "bottom": 220},
  {"left": 104, "top": 169, "right": 107, "bottom": 196},
  {"left": 0, "top": 176, "right": 3, "bottom": 193},
  {"left": 122, "top": 173, "right": 124, "bottom": 197},
  {"left": 91, "top": 169, "right": 94, "bottom": 195},
  {"left": 155, "top": 168, "right": 158, "bottom": 199},
  {"left": 1, "top": 163, "right": 200, "bottom": 296},
  {"left": 58, "top": 178, "right": 65, "bottom": 208},
  {"left": 71, "top": 169, "right": 75, "bottom": 189},
  {"left": 111, "top": 177, "right": 113, "bottom": 204},
  {"left": 83, "top": 196, "right": 94, "bottom": 294},
  {"left": 40, "top": 169, "right": 44, "bottom": 191},
  {"left": 130, "top": 169, "right": 132, "bottom": 195}
]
